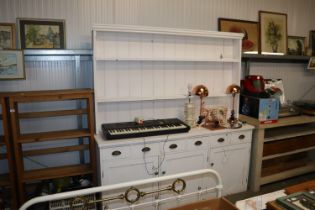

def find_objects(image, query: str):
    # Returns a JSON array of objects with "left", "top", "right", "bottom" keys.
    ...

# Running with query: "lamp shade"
[
  {"left": 194, "top": 85, "right": 209, "bottom": 97},
  {"left": 226, "top": 84, "right": 241, "bottom": 95}
]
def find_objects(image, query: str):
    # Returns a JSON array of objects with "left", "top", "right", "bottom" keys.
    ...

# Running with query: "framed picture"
[
  {"left": 218, "top": 18, "right": 259, "bottom": 53},
  {"left": 309, "top": 31, "right": 315, "bottom": 56},
  {"left": 0, "top": 50, "right": 25, "bottom": 80},
  {"left": 287, "top": 36, "right": 306, "bottom": 55},
  {"left": 259, "top": 11, "right": 287, "bottom": 55},
  {"left": 18, "top": 18, "right": 65, "bottom": 49},
  {"left": 0, "top": 23, "right": 16, "bottom": 49},
  {"left": 307, "top": 57, "right": 315, "bottom": 70}
]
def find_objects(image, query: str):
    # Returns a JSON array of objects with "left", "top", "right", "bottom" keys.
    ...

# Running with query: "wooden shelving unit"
[
  {"left": 0, "top": 96, "right": 18, "bottom": 210},
  {"left": 240, "top": 114, "right": 315, "bottom": 192},
  {"left": 7, "top": 89, "right": 96, "bottom": 205}
]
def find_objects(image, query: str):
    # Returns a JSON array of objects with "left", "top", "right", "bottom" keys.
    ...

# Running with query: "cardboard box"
[
  {"left": 239, "top": 94, "right": 279, "bottom": 124},
  {"left": 167, "top": 197, "right": 239, "bottom": 210}
]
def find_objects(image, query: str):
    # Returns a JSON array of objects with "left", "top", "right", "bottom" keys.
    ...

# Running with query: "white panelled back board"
[{"left": 93, "top": 25, "right": 242, "bottom": 133}]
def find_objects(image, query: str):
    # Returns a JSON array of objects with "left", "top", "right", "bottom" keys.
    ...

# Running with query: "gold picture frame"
[
  {"left": 0, "top": 50, "right": 25, "bottom": 80},
  {"left": 218, "top": 18, "right": 259, "bottom": 54},
  {"left": 0, "top": 23, "right": 16, "bottom": 49},
  {"left": 18, "top": 18, "right": 65, "bottom": 49},
  {"left": 259, "top": 11, "right": 288, "bottom": 55}
]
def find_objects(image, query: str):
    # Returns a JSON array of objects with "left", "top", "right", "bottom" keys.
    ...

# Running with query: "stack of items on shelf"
[{"left": 239, "top": 75, "right": 281, "bottom": 124}]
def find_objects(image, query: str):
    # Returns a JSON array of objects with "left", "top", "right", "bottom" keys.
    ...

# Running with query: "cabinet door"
[
  {"left": 209, "top": 144, "right": 251, "bottom": 195},
  {"left": 159, "top": 151, "right": 208, "bottom": 209},
  {"left": 102, "top": 157, "right": 159, "bottom": 210}
]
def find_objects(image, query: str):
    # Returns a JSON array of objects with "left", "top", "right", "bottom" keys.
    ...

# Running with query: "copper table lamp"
[
  {"left": 193, "top": 85, "right": 209, "bottom": 124},
  {"left": 226, "top": 84, "right": 242, "bottom": 129}
]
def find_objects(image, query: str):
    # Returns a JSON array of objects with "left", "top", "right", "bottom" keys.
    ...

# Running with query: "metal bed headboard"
[{"left": 19, "top": 169, "right": 223, "bottom": 210}]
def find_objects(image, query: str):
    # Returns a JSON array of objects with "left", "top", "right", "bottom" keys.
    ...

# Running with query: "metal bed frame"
[{"left": 19, "top": 169, "right": 223, "bottom": 210}]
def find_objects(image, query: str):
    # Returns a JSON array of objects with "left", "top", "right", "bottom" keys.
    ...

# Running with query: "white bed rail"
[{"left": 19, "top": 169, "right": 223, "bottom": 210}]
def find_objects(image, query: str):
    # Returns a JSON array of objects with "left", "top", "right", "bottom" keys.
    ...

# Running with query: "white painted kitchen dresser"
[{"left": 92, "top": 25, "right": 253, "bottom": 209}]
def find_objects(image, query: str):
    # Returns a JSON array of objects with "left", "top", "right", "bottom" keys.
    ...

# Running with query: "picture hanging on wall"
[
  {"left": 287, "top": 36, "right": 306, "bottom": 56},
  {"left": 309, "top": 31, "right": 315, "bottom": 56},
  {"left": 18, "top": 18, "right": 65, "bottom": 49},
  {"left": 218, "top": 18, "right": 259, "bottom": 54},
  {"left": 259, "top": 11, "right": 287, "bottom": 55},
  {"left": 0, "top": 50, "right": 25, "bottom": 80},
  {"left": 0, "top": 23, "right": 16, "bottom": 49}
]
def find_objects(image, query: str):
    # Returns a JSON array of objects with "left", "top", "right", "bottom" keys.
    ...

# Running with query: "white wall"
[{"left": 1, "top": 0, "right": 315, "bottom": 49}]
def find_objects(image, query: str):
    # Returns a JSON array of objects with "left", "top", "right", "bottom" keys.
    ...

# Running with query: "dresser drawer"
[
  {"left": 209, "top": 134, "right": 229, "bottom": 148},
  {"left": 187, "top": 136, "right": 208, "bottom": 151},
  {"left": 163, "top": 139, "right": 187, "bottom": 153},
  {"left": 131, "top": 142, "right": 160, "bottom": 158},
  {"left": 230, "top": 130, "right": 252, "bottom": 144},
  {"left": 102, "top": 146, "right": 131, "bottom": 160}
]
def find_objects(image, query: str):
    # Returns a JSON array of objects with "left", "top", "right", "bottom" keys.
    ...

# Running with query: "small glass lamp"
[{"left": 226, "top": 84, "right": 242, "bottom": 129}]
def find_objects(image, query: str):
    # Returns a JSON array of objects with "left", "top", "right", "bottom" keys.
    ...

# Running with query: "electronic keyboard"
[{"left": 102, "top": 118, "right": 190, "bottom": 140}]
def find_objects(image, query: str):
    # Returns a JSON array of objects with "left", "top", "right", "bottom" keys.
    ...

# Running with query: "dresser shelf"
[{"left": 93, "top": 24, "right": 243, "bottom": 134}]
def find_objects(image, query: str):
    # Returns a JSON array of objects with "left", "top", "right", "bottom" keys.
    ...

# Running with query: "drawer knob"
[
  {"left": 141, "top": 147, "right": 151, "bottom": 152},
  {"left": 195, "top": 141, "right": 202, "bottom": 146},
  {"left": 112, "top": 150, "right": 121, "bottom": 156},
  {"left": 217, "top": 138, "right": 225, "bottom": 143},
  {"left": 169, "top": 144, "right": 178, "bottom": 149},
  {"left": 239, "top": 135, "right": 245, "bottom": 140}
]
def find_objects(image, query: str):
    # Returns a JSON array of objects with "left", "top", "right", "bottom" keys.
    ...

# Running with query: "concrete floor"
[{"left": 225, "top": 172, "right": 315, "bottom": 204}]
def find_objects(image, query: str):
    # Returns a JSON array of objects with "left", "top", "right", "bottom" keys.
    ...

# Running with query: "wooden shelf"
[
  {"left": 261, "top": 163, "right": 315, "bottom": 185},
  {"left": 23, "top": 164, "right": 93, "bottom": 182},
  {"left": 240, "top": 114, "right": 315, "bottom": 129},
  {"left": 18, "top": 129, "right": 91, "bottom": 143},
  {"left": 0, "top": 153, "right": 7, "bottom": 160},
  {"left": 262, "top": 146, "right": 315, "bottom": 160},
  {"left": 19, "top": 109, "right": 87, "bottom": 119},
  {"left": 242, "top": 54, "right": 310, "bottom": 63},
  {"left": 23, "top": 144, "right": 89, "bottom": 156},
  {"left": 264, "top": 123, "right": 315, "bottom": 142},
  {"left": 0, "top": 174, "right": 10, "bottom": 187},
  {"left": 0, "top": 135, "right": 5, "bottom": 146}
]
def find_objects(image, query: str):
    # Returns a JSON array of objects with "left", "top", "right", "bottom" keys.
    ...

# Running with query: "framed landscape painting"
[
  {"left": 259, "top": 11, "right": 287, "bottom": 55},
  {"left": 0, "top": 23, "right": 16, "bottom": 49},
  {"left": 219, "top": 18, "right": 259, "bottom": 54},
  {"left": 18, "top": 18, "right": 65, "bottom": 49},
  {"left": 0, "top": 50, "right": 25, "bottom": 80},
  {"left": 287, "top": 36, "right": 306, "bottom": 55}
]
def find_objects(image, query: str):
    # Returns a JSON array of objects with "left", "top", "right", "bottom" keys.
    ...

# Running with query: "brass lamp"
[
  {"left": 226, "top": 84, "right": 242, "bottom": 129},
  {"left": 193, "top": 85, "right": 209, "bottom": 124}
]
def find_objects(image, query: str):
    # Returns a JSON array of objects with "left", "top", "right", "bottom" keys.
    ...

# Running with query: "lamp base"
[{"left": 227, "top": 111, "right": 242, "bottom": 129}]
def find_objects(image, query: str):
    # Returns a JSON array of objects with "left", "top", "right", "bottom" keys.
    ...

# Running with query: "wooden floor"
[{"left": 225, "top": 171, "right": 315, "bottom": 204}]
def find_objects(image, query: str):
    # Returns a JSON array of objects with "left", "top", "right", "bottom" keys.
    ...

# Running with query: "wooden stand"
[
  {"left": 7, "top": 89, "right": 96, "bottom": 205},
  {"left": 0, "top": 96, "right": 18, "bottom": 210},
  {"left": 240, "top": 114, "right": 315, "bottom": 192}
]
